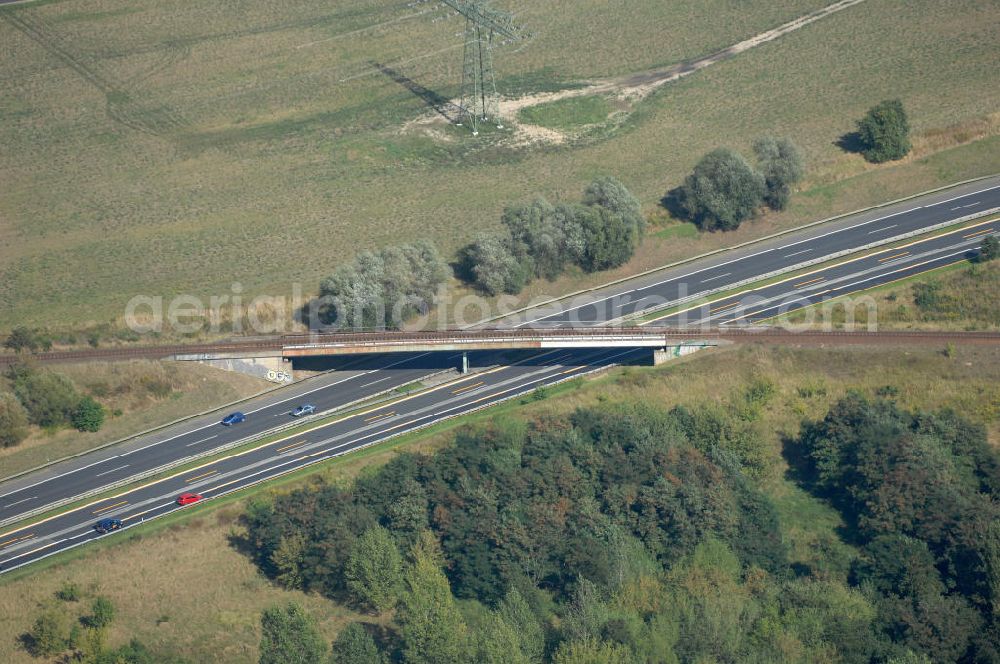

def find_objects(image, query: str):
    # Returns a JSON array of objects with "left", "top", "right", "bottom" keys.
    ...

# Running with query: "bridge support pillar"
[
  {"left": 653, "top": 344, "right": 710, "bottom": 366},
  {"left": 461, "top": 352, "right": 469, "bottom": 374}
]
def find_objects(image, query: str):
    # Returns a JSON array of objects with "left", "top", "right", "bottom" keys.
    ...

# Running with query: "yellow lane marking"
[
  {"left": 451, "top": 381, "right": 484, "bottom": 395},
  {"left": 709, "top": 301, "right": 739, "bottom": 314},
  {"left": 754, "top": 256, "right": 971, "bottom": 324},
  {"left": 92, "top": 501, "right": 128, "bottom": 515},
  {"left": 275, "top": 440, "right": 308, "bottom": 453},
  {"left": 640, "top": 216, "right": 999, "bottom": 326},
  {"left": 0, "top": 533, "right": 34, "bottom": 548},
  {"left": 184, "top": 470, "right": 218, "bottom": 483},
  {"left": 877, "top": 251, "right": 910, "bottom": 263},
  {"left": 793, "top": 277, "right": 825, "bottom": 288},
  {"left": 559, "top": 366, "right": 583, "bottom": 375},
  {"left": 964, "top": 227, "right": 994, "bottom": 239},
  {"left": 0, "top": 355, "right": 552, "bottom": 543},
  {"left": 363, "top": 411, "right": 395, "bottom": 423}
]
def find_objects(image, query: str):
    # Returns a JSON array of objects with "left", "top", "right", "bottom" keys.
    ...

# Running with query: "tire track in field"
[
  {"left": 492, "top": 0, "right": 868, "bottom": 142},
  {"left": 0, "top": 6, "right": 190, "bottom": 136}
]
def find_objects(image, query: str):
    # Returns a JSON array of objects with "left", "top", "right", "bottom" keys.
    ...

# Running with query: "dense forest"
[{"left": 243, "top": 391, "right": 999, "bottom": 663}]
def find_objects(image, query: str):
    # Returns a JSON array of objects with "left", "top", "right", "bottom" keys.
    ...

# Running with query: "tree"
[
  {"left": 259, "top": 602, "right": 327, "bottom": 664},
  {"left": 577, "top": 205, "right": 640, "bottom": 272},
  {"left": 330, "top": 623, "right": 384, "bottom": 664},
  {"left": 73, "top": 395, "right": 106, "bottom": 432},
  {"left": 680, "top": 148, "right": 766, "bottom": 231},
  {"left": 397, "top": 531, "right": 469, "bottom": 664},
  {"left": 502, "top": 198, "right": 571, "bottom": 280},
  {"left": 0, "top": 391, "right": 30, "bottom": 448},
  {"left": 319, "top": 241, "right": 448, "bottom": 330},
  {"left": 271, "top": 533, "right": 308, "bottom": 590},
  {"left": 345, "top": 525, "right": 404, "bottom": 614},
  {"left": 27, "top": 605, "right": 69, "bottom": 657},
  {"left": 583, "top": 176, "right": 643, "bottom": 219},
  {"left": 978, "top": 235, "right": 999, "bottom": 263},
  {"left": 11, "top": 367, "right": 81, "bottom": 427},
  {"left": 753, "top": 136, "right": 804, "bottom": 210},
  {"left": 468, "top": 232, "right": 530, "bottom": 296},
  {"left": 856, "top": 99, "right": 911, "bottom": 163},
  {"left": 477, "top": 611, "right": 533, "bottom": 664},
  {"left": 497, "top": 589, "right": 544, "bottom": 662}
]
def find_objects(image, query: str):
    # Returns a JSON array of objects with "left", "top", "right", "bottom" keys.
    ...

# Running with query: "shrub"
[
  {"left": 56, "top": 582, "right": 82, "bottom": 602},
  {"left": 26, "top": 606, "right": 69, "bottom": 657},
  {"left": 978, "top": 235, "right": 999, "bottom": 263},
  {"left": 0, "top": 391, "right": 30, "bottom": 447},
  {"left": 73, "top": 396, "right": 106, "bottom": 432},
  {"left": 11, "top": 366, "right": 81, "bottom": 428},
  {"left": 3, "top": 326, "right": 51, "bottom": 353}
]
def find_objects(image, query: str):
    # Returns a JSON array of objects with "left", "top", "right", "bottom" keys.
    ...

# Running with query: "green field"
[
  {"left": 1, "top": 0, "right": 998, "bottom": 331},
  {"left": 518, "top": 94, "right": 613, "bottom": 130},
  {"left": 1, "top": 343, "right": 997, "bottom": 662}
]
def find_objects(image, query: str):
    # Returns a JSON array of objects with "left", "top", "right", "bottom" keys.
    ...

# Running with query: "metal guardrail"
[
  {"left": 0, "top": 368, "right": 456, "bottom": 530},
  {"left": 615, "top": 207, "right": 1000, "bottom": 325},
  {"left": 470, "top": 174, "right": 1000, "bottom": 328}
]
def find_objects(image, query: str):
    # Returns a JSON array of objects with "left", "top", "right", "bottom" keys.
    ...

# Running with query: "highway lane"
[
  {"left": 0, "top": 347, "right": 646, "bottom": 572},
  {"left": 649, "top": 218, "right": 998, "bottom": 326},
  {"left": 509, "top": 181, "right": 1000, "bottom": 327},
  {"left": 0, "top": 352, "right": 463, "bottom": 525},
  {"left": 2, "top": 181, "right": 998, "bottom": 572}
]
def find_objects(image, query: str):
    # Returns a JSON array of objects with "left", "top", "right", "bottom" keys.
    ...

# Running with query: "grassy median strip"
[
  {"left": 0, "top": 372, "right": 595, "bottom": 583},
  {"left": 632, "top": 216, "right": 998, "bottom": 325},
  {"left": 0, "top": 370, "right": 485, "bottom": 538}
]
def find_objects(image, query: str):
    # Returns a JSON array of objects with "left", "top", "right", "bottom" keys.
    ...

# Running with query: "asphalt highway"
[
  {"left": 1, "top": 180, "right": 998, "bottom": 573},
  {"left": 650, "top": 217, "right": 998, "bottom": 326},
  {"left": 507, "top": 181, "right": 1000, "bottom": 327},
  {"left": 0, "top": 347, "right": 645, "bottom": 572},
  {"left": 0, "top": 353, "right": 455, "bottom": 525}
]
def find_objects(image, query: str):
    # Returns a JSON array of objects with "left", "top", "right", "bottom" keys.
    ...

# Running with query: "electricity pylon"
[{"left": 439, "top": 0, "right": 524, "bottom": 135}]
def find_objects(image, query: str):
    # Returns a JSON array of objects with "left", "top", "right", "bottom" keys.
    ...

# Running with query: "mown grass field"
[
  {"left": 0, "top": 0, "right": 997, "bottom": 332},
  {"left": 1, "top": 343, "right": 997, "bottom": 662},
  {"left": 518, "top": 94, "right": 614, "bottom": 130},
  {"left": 0, "top": 361, "right": 265, "bottom": 479}
]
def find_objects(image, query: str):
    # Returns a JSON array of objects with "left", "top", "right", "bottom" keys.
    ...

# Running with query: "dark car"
[
  {"left": 291, "top": 404, "right": 316, "bottom": 417},
  {"left": 176, "top": 493, "right": 203, "bottom": 506},
  {"left": 94, "top": 518, "right": 122, "bottom": 534},
  {"left": 221, "top": 412, "right": 246, "bottom": 426}
]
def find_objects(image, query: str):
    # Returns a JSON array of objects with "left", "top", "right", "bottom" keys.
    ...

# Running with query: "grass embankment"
[
  {"left": 1, "top": 343, "right": 998, "bottom": 662},
  {"left": 774, "top": 256, "right": 1000, "bottom": 330},
  {"left": 0, "top": 361, "right": 265, "bottom": 480},
  {"left": 1, "top": 0, "right": 997, "bottom": 333}
]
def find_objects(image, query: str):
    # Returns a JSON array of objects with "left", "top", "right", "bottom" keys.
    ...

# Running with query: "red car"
[{"left": 176, "top": 493, "right": 203, "bottom": 506}]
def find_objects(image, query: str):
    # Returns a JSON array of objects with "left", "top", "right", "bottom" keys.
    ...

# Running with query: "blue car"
[
  {"left": 221, "top": 412, "right": 246, "bottom": 426},
  {"left": 94, "top": 518, "right": 122, "bottom": 534},
  {"left": 291, "top": 404, "right": 316, "bottom": 417}
]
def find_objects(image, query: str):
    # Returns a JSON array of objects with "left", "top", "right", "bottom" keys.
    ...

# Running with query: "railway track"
[{"left": 1, "top": 328, "right": 997, "bottom": 366}]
